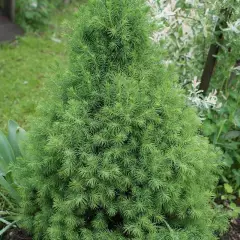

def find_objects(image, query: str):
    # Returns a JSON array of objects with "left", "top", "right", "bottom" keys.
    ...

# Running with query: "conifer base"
[
  {"left": 3, "top": 228, "right": 32, "bottom": 240},
  {"left": 221, "top": 219, "right": 240, "bottom": 240}
]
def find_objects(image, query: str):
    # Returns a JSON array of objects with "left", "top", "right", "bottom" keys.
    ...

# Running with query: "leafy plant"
[
  {"left": 149, "top": 0, "right": 240, "bottom": 217},
  {"left": 15, "top": 0, "right": 83, "bottom": 31},
  {"left": 16, "top": 0, "right": 56, "bottom": 30},
  {"left": 203, "top": 80, "right": 240, "bottom": 218},
  {"left": 15, "top": 0, "right": 227, "bottom": 239},
  {"left": 16, "top": 0, "right": 51, "bottom": 30},
  {"left": 0, "top": 120, "right": 26, "bottom": 236}
]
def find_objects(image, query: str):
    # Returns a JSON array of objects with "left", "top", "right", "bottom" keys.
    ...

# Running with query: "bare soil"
[
  {"left": 221, "top": 219, "right": 240, "bottom": 240},
  {"left": 3, "top": 228, "right": 32, "bottom": 240}
]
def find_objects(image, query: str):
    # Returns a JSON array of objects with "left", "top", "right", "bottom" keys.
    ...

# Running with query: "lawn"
[{"left": 0, "top": 2, "right": 82, "bottom": 130}]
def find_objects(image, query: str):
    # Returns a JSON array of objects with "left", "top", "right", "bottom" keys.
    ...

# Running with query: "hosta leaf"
[
  {"left": 0, "top": 131, "right": 15, "bottom": 174},
  {"left": 0, "top": 175, "right": 20, "bottom": 202},
  {"left": 8, "top": 120, "right": 26, "bottom": 158},
  {"left": 16, "top": 126, "right": 27, "bottom": 157},
  {"left": 224, "top": 183, "right": 233, "bottom": 194},
  {"left": 0, "top": 220, "right": 17, "bottom": 236},
  {"left": 0, "top": 156, "right": 7, "bottom": 176},
  {"left": 223, "top": 131, "right": 240, "bottom": 140},
  {"left": 202, "top": 120, "right": 217, "bottom": 137}
]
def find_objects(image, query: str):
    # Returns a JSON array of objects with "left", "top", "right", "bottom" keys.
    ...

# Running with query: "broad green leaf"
[
  {"left": 5, "top": 171, "right": 14, "bottom": 185},
  {"left": 0, "top": 220, "right": 17, "bottom": 236},
  {"left": 223, "top": 153, "right": 234, "bottom": 167},
  {"left": 16, "top": 126, "right": 27, "bottom": 157},
  {"left": 232, "top": 169, "right": 240, "bottom": 186},
  {"left": 0, "top": 175, "right": 20, "bottom": 202},
  {"left": 202, "top": 120, "right": 217, "bottom": 136},
  {"left": 223, "top": 131, "right": 240, "bottom": 140},
  {"left": 0, "top": 156, "right": 7, "bottom": 176},
  {"left": 229, "top": 203, "right": 240, "bottom": 218},
  {"left": 0, "top": 131, "right": 15, "bottom": 174},
  {"left": 218, "top": 142, "right": 240, "bottom": 150},
  {"left": 234, "top": 109, "right": 240, "bottom": 127},
  {"left": 0, "top": 218, "right": 11, "bottom": 225},
  {"left": 224, "top": 183, "right": 233, "bottom": 194},
  {"left": 8, "top": 120, "right": 21, "bottom": 158},
  {"left": 221, "top": 195, "right": 227, "bottom": 200},
  {"left": 8, "top": 120, "right": 26, "bottom": 158}
]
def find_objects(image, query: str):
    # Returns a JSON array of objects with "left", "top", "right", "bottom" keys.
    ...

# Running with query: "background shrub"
[
  {"left": 15, "top": 0, "right": 52, "bottom": 30},
  {"left": 0, "top": 121, "right": 26, "bottom": 236},
  {"left": 149, "top": 0, "right": 240, "bottom": 216},
  {"left": 15, "top": 0, "right": 69, "bottom": 30}
]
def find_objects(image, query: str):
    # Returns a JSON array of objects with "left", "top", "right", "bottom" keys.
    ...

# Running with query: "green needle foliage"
[{"left": 15, "top": 0, "right": 227, "bottom": 239}]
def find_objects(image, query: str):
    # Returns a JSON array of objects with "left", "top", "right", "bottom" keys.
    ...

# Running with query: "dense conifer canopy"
[{"left": 16, "top": 0, "right": 226, "bottom": 239}]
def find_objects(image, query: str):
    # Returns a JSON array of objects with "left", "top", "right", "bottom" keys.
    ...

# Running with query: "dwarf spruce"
[{"left": 16, "top": 0, "right": 227, "bottom": 239}]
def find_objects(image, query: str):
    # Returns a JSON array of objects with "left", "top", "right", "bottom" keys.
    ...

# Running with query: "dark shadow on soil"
[
  {"left": 221, "top": 219, "right": 240, "bottom": 240},
  {"left": 3, "top": 228, "right": 32, "bottom": 240}
]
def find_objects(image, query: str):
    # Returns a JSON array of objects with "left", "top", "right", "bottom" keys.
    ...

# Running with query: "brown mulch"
[
  {"left": 221, "top": 219, "right": 240, "bottom": 240},
  {"left": 3, "top": 229, "right": 32, "bottom": 240}
]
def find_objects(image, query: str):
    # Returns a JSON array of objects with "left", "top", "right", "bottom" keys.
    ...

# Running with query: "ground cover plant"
[
  {"left": 0, "top": 121, "right": 26, "bottom": 237},
  {"left": 14, "top": 0, "right": 227, "bottom": 239}
]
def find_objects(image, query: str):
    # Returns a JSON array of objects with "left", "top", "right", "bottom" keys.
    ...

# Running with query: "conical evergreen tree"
[{"left": 16, "top": 0, "right": 227, "bottom": 239}]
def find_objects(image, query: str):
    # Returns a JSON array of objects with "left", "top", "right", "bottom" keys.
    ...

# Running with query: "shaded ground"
[
  {"left": 221, "top": 219, "right": 240, "bottom": 240},
  {"left": 0, "top": 16, "right": 24, "bottom": 42},
  {"left": 3, "top": 228, "right": 32, "bottom": 240},
  {"left": 3, "top": 220, "right": 240, "bottom": 240}
]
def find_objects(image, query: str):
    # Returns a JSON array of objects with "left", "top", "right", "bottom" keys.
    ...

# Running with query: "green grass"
[
  {"left": 0, "top": 2, "right": 83, "bottom": 130},
  {"left": 0, "top": 1, "right": 86, "bottom": 223}
]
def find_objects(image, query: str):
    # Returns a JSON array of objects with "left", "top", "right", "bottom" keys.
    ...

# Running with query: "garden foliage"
[
  {"left": 15, "top": 0, "right": 67, "bottom": 30},
  {"left": 16, "top": 0, "right": 52, "bottom": 30},
  {"left": 150, "top": 0, "right": 240, "bottom": 215},
  {"left": 0, "top": 121, "right": 26, "bottom": 236},
  {"left": 15, "top": 0, "right": 227, "bottom": 239}
]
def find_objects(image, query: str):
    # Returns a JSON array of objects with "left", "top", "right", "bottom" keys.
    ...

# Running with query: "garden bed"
[{"left": 4, "top": 228, "right": 32, "bottom": 240}]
